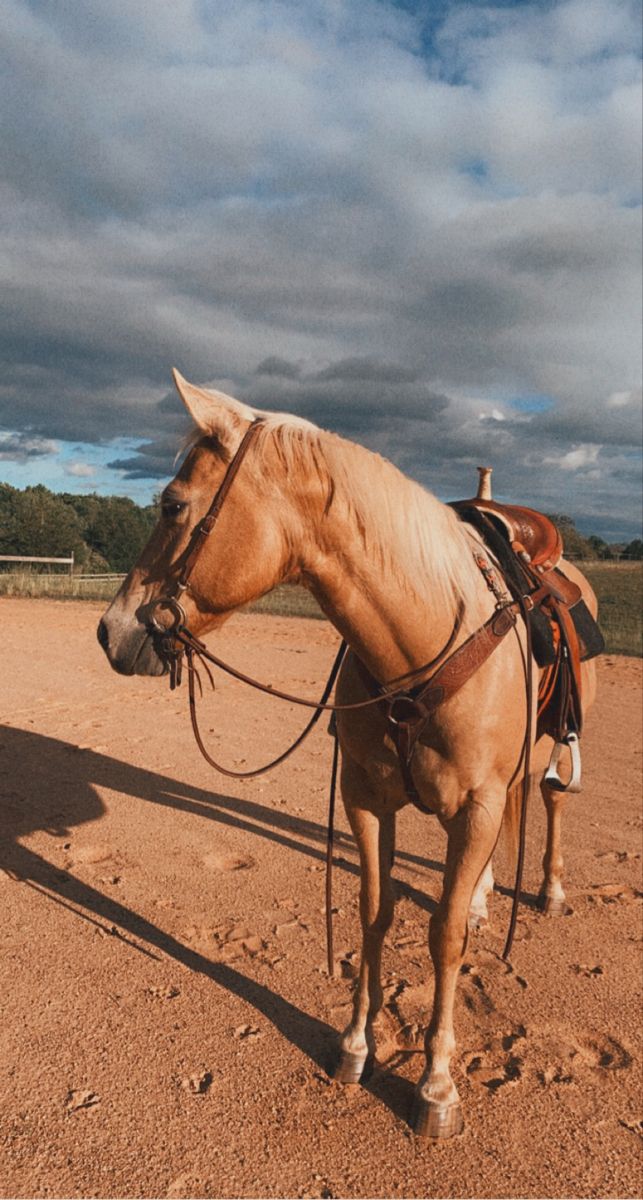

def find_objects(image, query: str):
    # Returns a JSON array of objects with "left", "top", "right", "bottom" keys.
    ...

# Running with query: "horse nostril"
[{"left": 97, "top": 618, "right": 109, "bottom": 652}]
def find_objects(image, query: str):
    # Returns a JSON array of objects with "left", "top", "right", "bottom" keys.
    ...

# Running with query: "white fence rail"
[
  {"left": 0, "top": 570, "right": 125, "bottom": 583},
  {"left": 0, "top": 556, "right": 127, "bottom": 587},
  {"left": 74, "top": 576, "right": 125, "bottom": 585},
  {"left": 0, "top": 553, "right": 75, "bottom": 575}
]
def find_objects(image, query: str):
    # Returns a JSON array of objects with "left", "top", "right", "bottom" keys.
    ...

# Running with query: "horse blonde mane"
[
  {"left": 181, "top": 390, "right": 482, "bottom": 613},
  {"left": 258, "top": 421, "right": 483, "bottom": 612}
]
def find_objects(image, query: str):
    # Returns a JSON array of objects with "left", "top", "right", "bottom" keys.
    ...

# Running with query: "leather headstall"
[{"left": 148, "top": 417, "right": 266, "bottom": 685}]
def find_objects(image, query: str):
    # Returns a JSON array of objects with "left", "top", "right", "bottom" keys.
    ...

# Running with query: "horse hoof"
[
  {"left": 538, "top": 894, "right": 569, "bottom": 917},
  {"left": 410, "top": 1097, "right": 464, "bottom": 1139},
  {"left": 334, "top": 1050, "right": 372, "bottom": 1084}
]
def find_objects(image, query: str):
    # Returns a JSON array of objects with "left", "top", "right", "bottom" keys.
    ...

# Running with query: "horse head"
[{"left": 97, "top": 370, "right": 315, "bottom": 676}]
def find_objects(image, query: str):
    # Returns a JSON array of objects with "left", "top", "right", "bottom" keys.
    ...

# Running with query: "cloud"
[
  {"left": 544, "top": 443, "right": 602, "bottom": 472},
  {"left": 0, "top": 0, "right": 640, "bottom": 534},
  {"left": 607, "top": 389, "right": 640, "bottom": 409},
  {"left": 314, "top": 357, "right": 421, "bottom": 384},
  {"left": 107, "top": 431, "right": 188, "bottom": 480},
  {"left": 256, "top": 357, "right": 302, "bottom": 379},
  {"left": 64, "top": 461, "right": 95, "bottom": 478},
  {"left": 525, "top": 390, "right": 642, "bottom": 447},
  {"left": 0, "top": 432, "right": 58, "bottom": 461}
]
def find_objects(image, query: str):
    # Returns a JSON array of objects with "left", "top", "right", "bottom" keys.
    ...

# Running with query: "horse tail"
[{"left": 502, "top": 774, "right": 538, "bottom": 865}]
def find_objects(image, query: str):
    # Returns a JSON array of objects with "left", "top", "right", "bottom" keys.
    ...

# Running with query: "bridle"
[
  {"left": 147, "top": 417, "right": 468, "bottom": 735},
  {"left": 148, "top": 418, "right": 268, "bottom": 660},
  {"left": 146, "top": 418, "right": 534, "bottom": 967}
]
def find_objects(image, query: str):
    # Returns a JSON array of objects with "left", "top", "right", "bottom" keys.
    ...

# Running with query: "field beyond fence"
[{"left": 0, "top": 561, "right": 640, "bottom": 656}]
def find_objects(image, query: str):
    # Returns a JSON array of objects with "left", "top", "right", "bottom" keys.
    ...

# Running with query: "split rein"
[{"left": 148, "top": 418, "right": 533, "bottom": 971}]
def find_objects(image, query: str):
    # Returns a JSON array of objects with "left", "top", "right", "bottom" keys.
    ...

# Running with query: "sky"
[{"left": 1, "top": 0, "right": 641, "bottom": 541}]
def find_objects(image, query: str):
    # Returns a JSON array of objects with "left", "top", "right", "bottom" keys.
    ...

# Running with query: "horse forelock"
[{"left": 177, "top": 406, "right": 316, "bottom": 465}]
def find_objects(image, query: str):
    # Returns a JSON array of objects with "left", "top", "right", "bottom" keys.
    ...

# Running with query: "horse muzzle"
[{"left": 97, "top": 613, "right": 167, "bottom": 677}]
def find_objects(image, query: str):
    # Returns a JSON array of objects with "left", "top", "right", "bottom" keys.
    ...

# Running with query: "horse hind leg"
[
  {"left": 468, "top": 856, "right": 494, "bottom": 929},
  {"left": 411, "top": 791, "right": 504, "bottom": 1138},
  {"left": 538, "top": 654, "right": 595, "bottom": 915},
  {"left": 538, "top": 777, "right": 570, "bottom": 916},
  {"left": 334, "top": 758, "right": 395, "bottom": 1084}
]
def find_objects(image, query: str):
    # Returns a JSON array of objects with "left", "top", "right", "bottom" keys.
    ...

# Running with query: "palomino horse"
[{"left": 98, "top": 370, "right": 597, "bottom": 1137}]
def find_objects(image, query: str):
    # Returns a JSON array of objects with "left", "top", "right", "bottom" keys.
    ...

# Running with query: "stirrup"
[{"left": 544, "top": 731, "right": 581, "bottom": 793}]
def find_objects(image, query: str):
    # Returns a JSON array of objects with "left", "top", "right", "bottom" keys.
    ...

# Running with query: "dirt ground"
[{"left": 0, "top": 598, "right": 641, "bottom": 1200}]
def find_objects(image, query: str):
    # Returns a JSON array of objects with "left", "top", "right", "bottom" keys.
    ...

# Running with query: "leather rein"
[{"left": 148, "top": 418, "right": 533, "bottom": 967}]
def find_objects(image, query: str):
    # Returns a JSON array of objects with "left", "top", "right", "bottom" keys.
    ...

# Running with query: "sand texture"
[{"left": 0, "top": 598, "right": 641, "bottom": 1199}]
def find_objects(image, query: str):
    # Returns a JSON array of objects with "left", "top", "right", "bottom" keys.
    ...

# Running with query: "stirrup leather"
[{"left": 544, "top": 731, "right": 581, "bottom": 793}]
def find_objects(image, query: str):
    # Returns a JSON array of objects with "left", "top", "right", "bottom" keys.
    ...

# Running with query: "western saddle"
[{"left": 451, "top": 467, "right": 604, "bottom": 792}]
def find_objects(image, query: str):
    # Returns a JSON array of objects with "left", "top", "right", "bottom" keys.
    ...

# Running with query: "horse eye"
[{"left": 161, "top": 501, "right": 185, "bottom": 520}]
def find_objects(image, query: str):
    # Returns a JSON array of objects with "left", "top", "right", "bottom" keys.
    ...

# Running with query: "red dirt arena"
[{"left": 0, "top": 598, "right": 641, "bottom": 1199}]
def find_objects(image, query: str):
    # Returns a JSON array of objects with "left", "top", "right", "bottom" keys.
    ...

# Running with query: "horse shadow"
[{"left": 0, "top": 725, "right": 438, "bottom": 1124}]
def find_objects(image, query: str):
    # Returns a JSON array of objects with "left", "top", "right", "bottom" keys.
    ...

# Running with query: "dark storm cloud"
[
  {"left": 256, "top": 357, "right": 302, "bottom": 380},
  {"left": 528, "top": 395, "right": 643, "bottom": 448},
  {"left": 313, "top": 357, "right": 421, "bottom": 384},
  {"left": 0, "top": 0, "right": 640, "bottom": 533},
  {"left": 107, "top": 434, "right": 184, "bottom": 480}
]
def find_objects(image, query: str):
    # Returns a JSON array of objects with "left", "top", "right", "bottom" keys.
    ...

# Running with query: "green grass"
[
  {"left": 244, "top": 585, "right": 323, "bottom": 619},
  {"left": 0, "top": 571, "right": 124, "bottom": 602},
  {"left": 0, "top": 572, "right": 325, "bottom": 615},
  {"left": 576, "top": 561, "right": 642, "bottom": 657},
  {"left": 1, "top": 563, "right": 640, "bottom": 654}
]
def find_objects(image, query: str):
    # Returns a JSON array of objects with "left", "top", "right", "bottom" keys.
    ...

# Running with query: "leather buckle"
[{"left": 200, "top": 513, "right": 217, "bottom": 535}]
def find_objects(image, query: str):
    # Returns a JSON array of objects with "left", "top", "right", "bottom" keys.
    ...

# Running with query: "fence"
[
  {"left": 0, "top": 553, "right": 75, "bottom": 576},
  {"left": 74, "top": 573, "right": 125, "bottom": 583}
]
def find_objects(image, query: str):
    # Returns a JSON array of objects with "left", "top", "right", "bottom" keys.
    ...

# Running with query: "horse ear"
[{"left": 172, "top": 368, "right": 255, "bottom": 448}]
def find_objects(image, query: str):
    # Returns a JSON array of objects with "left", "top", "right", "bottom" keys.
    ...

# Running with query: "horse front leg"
[
  {"left": 411, "top": 793, "right": 504, "bottom": 1138},
  {"left": 538, "top": 778, "right": 568, "bottom": 915},
  {"left": 335, "top": 757, "right": 396, "bottom": 1084}
]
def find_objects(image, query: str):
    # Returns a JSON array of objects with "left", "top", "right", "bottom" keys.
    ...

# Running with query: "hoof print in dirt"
[
  {"left": 587, "top": 883, "right": 643, "bottom": 906},
  {"left": 148, "top": 984, "right": 181, "bottom": 1000},
  {"left": 203, "top": 851, "right": 256, "bottom": 872},
  {"left": 466, "top": 1049, "right": 523, "bottom": 1092},
  {"left": 65, "top": 1088, "right": 100, "bottom": 1113},
  {"left": 232, "top": 1024, "right": 263, "bottom": 1042},
  {"left": 619, "top": 1118, "right": 643, "bottom": 1139},
  {"left": 181, "top": 1070, "right": 213, "bottom": 1096}
]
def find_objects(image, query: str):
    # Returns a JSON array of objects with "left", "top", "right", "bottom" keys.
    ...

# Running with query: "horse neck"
[{"left": 295, "top": 453, "right": 487, "bottom": 683}]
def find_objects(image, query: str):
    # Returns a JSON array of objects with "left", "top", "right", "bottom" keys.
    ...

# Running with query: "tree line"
[
  {"left": 0, "top": 483, "right": 157, "bottom": 573},
  {"left": 0, "top": 483, "right": 641, "bottom": 573},
  {"left": 547, "top": 514, "right": 642, "bottom": 561}
]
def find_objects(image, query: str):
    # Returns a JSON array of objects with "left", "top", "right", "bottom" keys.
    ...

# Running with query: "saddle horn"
[{"left": 476, "top": 466, "right": 493, "bottom": 500}]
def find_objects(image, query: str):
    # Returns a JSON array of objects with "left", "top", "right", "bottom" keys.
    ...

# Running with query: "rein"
[{"left": 148, "top": 418, "right": 534, "bottom": 970}]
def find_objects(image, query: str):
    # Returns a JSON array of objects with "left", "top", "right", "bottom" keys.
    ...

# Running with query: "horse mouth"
[
  {"left": 131, "top": 632, "right": 169, "bottom": 677},
  {"left": 97, "top": 619, "right": 168, "bottom": 677}
]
